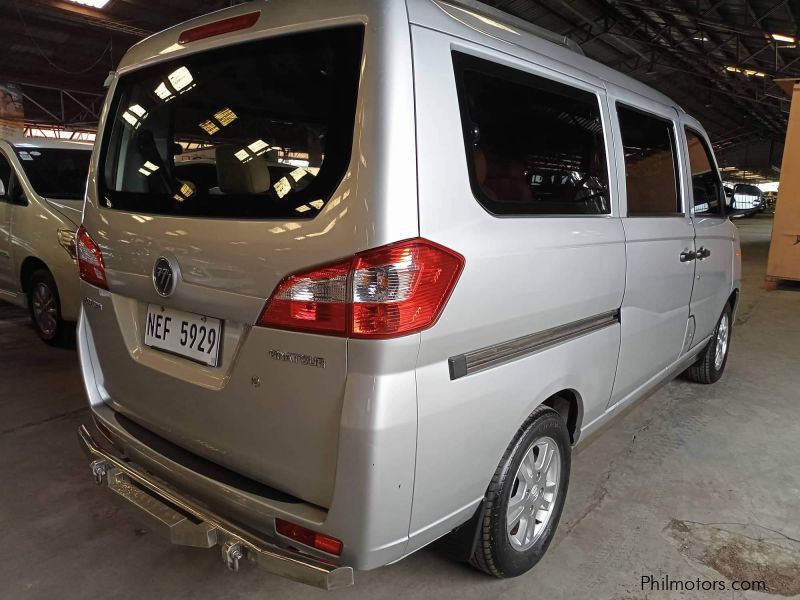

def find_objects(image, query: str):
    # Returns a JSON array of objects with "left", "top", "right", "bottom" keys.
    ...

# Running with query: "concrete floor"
[{"left": 1, "top": 215, "right": 798, "bottom": 599}]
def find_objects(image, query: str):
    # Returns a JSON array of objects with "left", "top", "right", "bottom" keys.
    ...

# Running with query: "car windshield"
[
  {"left": 99, "top": 25, "right": 363, "bottom": 219},
  {"left": 14, "top": 147, "right": 91, "bottom": 200}
]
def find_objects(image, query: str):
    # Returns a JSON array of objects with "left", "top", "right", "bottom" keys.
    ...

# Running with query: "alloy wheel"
[{"left": 506, "top": 436, "right": 561, "bottom": 551}]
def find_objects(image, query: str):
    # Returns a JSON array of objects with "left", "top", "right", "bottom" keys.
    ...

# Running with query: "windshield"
[
  {"left": 100, "top": 25, "right": 363, "bottom": 219},
  {"left": 14, "top": 147, "right": 91, "bottom": 200}
]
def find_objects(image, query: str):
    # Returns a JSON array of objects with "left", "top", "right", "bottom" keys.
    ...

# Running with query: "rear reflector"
[
  {"left": 258, "top": 238, "right": 464, "bottom": 339},
  {"left": 275, "top": 519, "right": 343, "bottom": 556},
  {"left": 178, "top": 12, "right": 260, "bottom": 45},
  {"left": 77, "top": 225, "right": 108, "bottom": 290}
]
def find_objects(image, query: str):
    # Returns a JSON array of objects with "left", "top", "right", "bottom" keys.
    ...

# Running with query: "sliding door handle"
[
  {"left": 680, "top": 250, "right": 696, "bottom": 262},
  {"left": 696, "top": 247, "right": 711, "bottom": 260}
]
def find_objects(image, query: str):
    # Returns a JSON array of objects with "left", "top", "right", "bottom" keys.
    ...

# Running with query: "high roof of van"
[{"left": 115, "top": 0, "right": 681, "bottom": 113}]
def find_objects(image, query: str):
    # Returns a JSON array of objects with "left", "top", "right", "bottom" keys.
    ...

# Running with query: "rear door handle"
[
  {"left": 680, "top": 250, "right": 697, "bottom": 262},
  {"left": 696, "top": 247, "right": 711, "bottom": 260}
]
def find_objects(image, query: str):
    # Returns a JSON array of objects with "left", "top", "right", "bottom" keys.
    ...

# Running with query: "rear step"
[{"left": 78, "top": 425, "right": 354, "bottom": 590}]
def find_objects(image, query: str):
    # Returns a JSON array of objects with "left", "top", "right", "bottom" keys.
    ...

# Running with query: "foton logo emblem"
[{"left": 153, "top": 257, "right": 175, "bottom": 297}]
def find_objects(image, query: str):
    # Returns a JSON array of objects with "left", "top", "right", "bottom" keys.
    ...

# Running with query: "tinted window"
[
  {"left": 453, "top": 53, "right": 610, "bottom": 216},
  {"left": 685, "top": 129, "right": 723, "bottom": 215},
  {"left": 618, "top": 106, "right": 680, "bottom": 216},
  {"left": 100, "top": 26, "right": 363, "bottom": 219},
  {"left": 14, "top": 148, "right": 91, "bottom": 200},
  {"left": 0, "top": 153, "right": 9, "bottom": 197}
]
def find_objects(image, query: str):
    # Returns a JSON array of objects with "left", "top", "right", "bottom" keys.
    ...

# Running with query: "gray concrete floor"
[{"left": 1, "top": 215, "right": 798, "bottom": 599}]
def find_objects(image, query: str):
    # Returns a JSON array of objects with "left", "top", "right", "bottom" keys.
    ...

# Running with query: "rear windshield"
[
  {"left": 100, "top": 26, "right": 363, "bottom": 219},
  {"left": 15, "top": 148, "right": 91, "bottom": 200}
]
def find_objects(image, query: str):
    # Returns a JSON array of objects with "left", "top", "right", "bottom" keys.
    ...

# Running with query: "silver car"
[
  {"left": 77, "top": 0, "right": 741, "bottom": 589},
  {"left": 0, "top": 138, "right": 91, "bottom": 344}
]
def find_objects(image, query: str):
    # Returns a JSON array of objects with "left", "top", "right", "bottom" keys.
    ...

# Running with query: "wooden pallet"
[{"left": 764, "top": 275, "right": 800, "bottom": 290}]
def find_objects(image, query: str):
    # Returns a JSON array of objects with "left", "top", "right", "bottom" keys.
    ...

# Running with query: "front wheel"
[
  {"left": 28, "top": 269, "right": 71, "bottom": 347},
  {"left": 469, "top": 406, "right": 571, "bottom": 578},
  {"left": 685, "top": 305, "right": 732, "bottom": 384}
]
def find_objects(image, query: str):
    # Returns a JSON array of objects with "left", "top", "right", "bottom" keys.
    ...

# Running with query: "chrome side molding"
[
  {"left": 449, "top": 310, "right": 621, "bottom": 380},
  {"left": 78, "top": 425, "right": 354, "bottom": 590}
]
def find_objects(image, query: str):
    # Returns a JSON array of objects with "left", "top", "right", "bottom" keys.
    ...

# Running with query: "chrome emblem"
[{"left": 153, "top": 257, "right": 175, "bottom": 297}]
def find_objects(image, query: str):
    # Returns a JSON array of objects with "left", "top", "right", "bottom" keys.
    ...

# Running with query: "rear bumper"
[
  {"left": 77, "top": 305, "right": 421, "bottom": 572},
  {"left": 78, "top": 424, "right": 354, "bottom": 590}
]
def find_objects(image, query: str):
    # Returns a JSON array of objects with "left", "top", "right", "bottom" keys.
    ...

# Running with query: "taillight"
[
  {"left": 258, "top": 238, "right": 464, "bottom": 339},
  {"left": 77, "top": 225, "right": 108, "bottom": 290},
  {"left": 178, "top": 12, "right": 260, "bottom": 45},
  {"left": 275, "top": 519, "right": 343, "bottom": 556},
  {"left": 259, "top": 259, "right": 350, "bottom": 336}
]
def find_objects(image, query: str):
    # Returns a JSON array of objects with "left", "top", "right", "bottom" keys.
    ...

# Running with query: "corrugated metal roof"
[{"left": 0, "top": 0, "right": 796, "bottom": 162}]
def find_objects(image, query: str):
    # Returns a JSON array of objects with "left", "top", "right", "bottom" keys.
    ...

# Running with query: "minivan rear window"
[{"left": 100, "top": 26, "right": 363, "bottom": 219}]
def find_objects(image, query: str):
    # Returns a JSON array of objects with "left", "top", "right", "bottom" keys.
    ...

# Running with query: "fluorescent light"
[
  {"left": 167, "top": 66, "right": 194, "bottom": 93},
  {"left": 68, "top": 0, "right": 111, "bottom": 8},
  {"left": 693, "top": 35, "right": 710, "bottom": 42},
  {"left": 199, "top": 120, "right": 220, "bottom": 135},
  {"left": 214, "top": 108, "right": 237, "bottom": 126},
  {"left": 154, "top": 82, "right": 173, "bottom": 101},
  {"left": 248, "top": 139, "right": 269, "bottom": 155},
  {"left": 772, "top": 33, "right": 796, "bottom": 43},
  {"left": 724, "top": 66, "right": 766, "bottom": 77}
]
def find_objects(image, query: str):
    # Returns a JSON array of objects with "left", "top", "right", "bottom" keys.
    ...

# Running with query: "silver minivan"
[
  {"left": 77, "top": 0, "right": 741, "bottom": 589},
  {"left": 0, "top": 138, "right": 91, "bottom": 344}
]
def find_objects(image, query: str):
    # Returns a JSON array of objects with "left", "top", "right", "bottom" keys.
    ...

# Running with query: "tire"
[
  {"left": 469, "top": 406, "right": 571, "bottom": 578},
  {"left": 27, "top": 269, "right": 72, "bottom": 347},
  {"left": 684, "top": 304, "right": 732, "bottom": 384}
]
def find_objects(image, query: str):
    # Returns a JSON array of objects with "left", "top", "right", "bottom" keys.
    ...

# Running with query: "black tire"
[
  {"left": 684, "top": 304, "right": 732, "bottom": 384},
  {"left": 27, "top": 269, "right": 72, "bottom": 347},
  {"left": 469, "top": 406, "right": 571, "bottom": 578}
]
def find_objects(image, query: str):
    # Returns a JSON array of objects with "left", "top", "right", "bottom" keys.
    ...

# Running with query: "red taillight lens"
[
  {"left": 258, "top": 238, "right": 464, "bottom": 339},
  {"left": 178, "top": 12, "right": 260, "bottom": 45},
  {"left": 259, "top": 259, "right": 350, "bottom": 336},
  {"left": 77, "top": 225, "right": 108, "bottom": 290},
  {"left": 351, "top": 240, "right": 463, "bottom": 338},
  {"left": 275, "top": 519, "right": 343, "bottom": 556}
]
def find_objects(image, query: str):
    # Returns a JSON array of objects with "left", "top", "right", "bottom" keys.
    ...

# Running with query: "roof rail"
[{"left": 436, "top": 0, "right": 585, "bottom": 55}]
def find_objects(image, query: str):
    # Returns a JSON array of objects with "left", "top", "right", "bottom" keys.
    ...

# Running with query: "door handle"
[
  {"left": 696, "top": 247, "right": 711, "bottom": 260},
  {"left": 680, "top": 249, "right": 697, "bottom": 262}
]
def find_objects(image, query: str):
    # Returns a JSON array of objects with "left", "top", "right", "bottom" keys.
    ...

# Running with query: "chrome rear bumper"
[{"left": 78, "top": 425, "right": 354, "bottom": 590}]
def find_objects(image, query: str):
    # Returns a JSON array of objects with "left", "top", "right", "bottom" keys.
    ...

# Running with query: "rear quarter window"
[{"left": 100, "top": 26, "right": 364, "bottom": 219}]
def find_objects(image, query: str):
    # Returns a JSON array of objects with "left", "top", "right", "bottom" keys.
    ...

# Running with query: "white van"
[
  {"left": 0, "top": 138, "right": 91, "bottom": 344},
  {"left": 77, "top": 0, "right": 741, "bottom": 589}
]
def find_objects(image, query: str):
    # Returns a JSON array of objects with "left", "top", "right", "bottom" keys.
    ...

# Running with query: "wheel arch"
[
  {"left": 20, "top": 256, "right": 50, "bottom": 294},
  {"left": 728, "top": 288, "right": 739, "bottom": 318},
  {"left": 541, "top": 389, "right": 583, "bottom": 445}
]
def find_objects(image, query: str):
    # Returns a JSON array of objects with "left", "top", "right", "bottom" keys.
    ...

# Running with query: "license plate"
[{"left": 144, "top": 305, "right": 222, "bottom": 367}]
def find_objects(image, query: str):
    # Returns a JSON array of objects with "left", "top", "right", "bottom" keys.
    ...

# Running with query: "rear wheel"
[
  {"left": 469, "top": 406, "right": 570, "bottom": 578},
  {"left": 27, "top": 269, "right": 71, "bottom": 347},
  {"left": 685, "top": 304, "right": 732, "bottom": 384}
]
